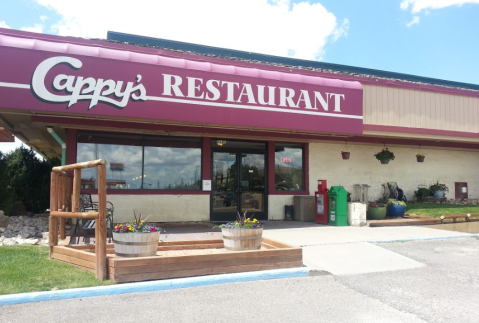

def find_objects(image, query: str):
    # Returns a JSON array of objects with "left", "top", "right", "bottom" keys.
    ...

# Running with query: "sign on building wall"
[{"left": 0, "top": 32, "right": 363, "bottom": 135}]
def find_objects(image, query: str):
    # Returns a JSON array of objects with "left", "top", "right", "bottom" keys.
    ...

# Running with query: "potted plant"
[
  {"left": 416, "top": 154, "right": 425, "bottom": 162},
  {"left": 367, "top": 202, "right": 387, "bottom": 220},
  {"left": 217, "top": 211, "right": 263, "bottom": 251},
  {"left": 374, "top": 148, "right": 395, "bottom": 164},
  {"left": 429, "top": 181, "right": 448, "bottom": 198},
  {"left": 386, "top": 200, "right": 407, "bottom": 217},
  {"left": 341, "top": 151, "right": 350, "bottom": 160},
  {"left": 113, "top": 211, "right": 160, "bottom": 257}
]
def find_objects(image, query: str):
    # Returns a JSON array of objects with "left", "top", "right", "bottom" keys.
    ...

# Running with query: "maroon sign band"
[{"left": 0, "top": 31, "right": 363, "bottom": 134}]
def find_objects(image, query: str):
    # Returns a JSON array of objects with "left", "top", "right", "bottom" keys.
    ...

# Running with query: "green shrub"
[{"left": 414, "top": 187, "right": 432, "bottom": 201}]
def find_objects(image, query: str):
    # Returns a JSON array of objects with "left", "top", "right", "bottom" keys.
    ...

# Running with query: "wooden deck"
[{"left": 51, "top": 238, "right": 303, "bottom": 283}]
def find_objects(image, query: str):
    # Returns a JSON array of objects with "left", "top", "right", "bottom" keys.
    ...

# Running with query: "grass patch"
[
  {"left": 0, "top": 245, "right": 113, "bottom": 295},
  {"left": 406, "top": 203, "right": 479, "bottom": 218}
]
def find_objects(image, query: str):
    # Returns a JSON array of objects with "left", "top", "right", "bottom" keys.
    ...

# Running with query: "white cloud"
[
  {"left": 40, "top": 15, "right": 48, "bottom": 22},
  {"left": 0, "top": 21, "right": 11, "bottom": 28},
  {"left": 400, "top": 0, "right": 479, "bottom": 13},
  {"left": 406, "top": 16, "right": 421, "bottom": 27},
  {"left": 20, "top": 24, "right": 44, "bottom": 33},
  {"left": 0, "top": 137, "right": 24, "bottom": 155},
  {"left": 330, "top": 18, "right": 349, "bottom": 43},
  {"left": 32, "top": 0, "right": 348, "bottom": 61}
]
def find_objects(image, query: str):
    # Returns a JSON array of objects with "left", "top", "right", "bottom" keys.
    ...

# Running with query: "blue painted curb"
[
  {"left": 0, "top": 267, "right": 310, "bottom": 306},
  {"left": 371, "top": 233, "right": 479, "bottom": 244}
]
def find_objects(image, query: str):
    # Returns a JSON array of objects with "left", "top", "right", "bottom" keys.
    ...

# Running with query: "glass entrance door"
[{"left": 211, "top": 150, "right": 267, "bottom": 222}]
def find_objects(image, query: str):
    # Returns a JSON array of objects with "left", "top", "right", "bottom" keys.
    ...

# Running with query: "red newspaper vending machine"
[{"left": 315, "top": 180, "right": 329, "bottom": 224}]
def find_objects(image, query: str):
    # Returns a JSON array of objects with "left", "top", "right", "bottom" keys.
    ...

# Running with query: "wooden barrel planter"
[
  {"left": 112, "top": 231, "right": 160, "bottom": 257},
  {"left": 221, "top": 228, "right": 263, "bottom": 251}
]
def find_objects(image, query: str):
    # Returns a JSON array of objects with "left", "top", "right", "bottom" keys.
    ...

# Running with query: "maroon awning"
[{"left": 0, "top": 28, "right": 363, "bottom": 135}]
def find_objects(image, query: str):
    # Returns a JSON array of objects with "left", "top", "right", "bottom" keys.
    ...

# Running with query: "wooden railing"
[{"left": 50, "top": 159, "right": 107, "bottom": 280}]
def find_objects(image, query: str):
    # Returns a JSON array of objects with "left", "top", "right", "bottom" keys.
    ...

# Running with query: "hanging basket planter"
[
  {"left": 341, "top": 140, "right": 350, "bottom": 160},
  {"left": 416, "top": 154, "right": 425, "bottom": 162},
  {"left": 374, "top": 148, "right": 395, "bottom": 164}
]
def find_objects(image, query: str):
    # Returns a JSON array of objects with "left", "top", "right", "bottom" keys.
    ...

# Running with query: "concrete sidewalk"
[{"left": 262, "top": 221, "right": 479, "bottom": 275}]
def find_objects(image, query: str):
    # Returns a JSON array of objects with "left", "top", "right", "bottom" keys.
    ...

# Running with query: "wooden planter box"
[{"left": 51, "top": 238, "right": 303, "bottom": 283}]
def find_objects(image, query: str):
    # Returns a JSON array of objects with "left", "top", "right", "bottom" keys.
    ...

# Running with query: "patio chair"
[{"left": 73, "top": 193, "right": 114, "bottom": 242}]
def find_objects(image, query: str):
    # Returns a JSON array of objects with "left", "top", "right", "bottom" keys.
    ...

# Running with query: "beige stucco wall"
[
  {"left": 90, "top": 141, "right": 478, "bottom": 223},
  {"left": 89, "top": 194, "right": 210, "bottom": 223},
  {"left": 268, "top": 195, "right": 294, "bottom": 220},
  {"left": 363, "top": 84, "right": 479, "bottom": 132},
  {"left": 309, "top": 141, "right": 479, "bottom": 202},
  {"left": 94, "top": 193, "right": 300, "bottom": 222}
]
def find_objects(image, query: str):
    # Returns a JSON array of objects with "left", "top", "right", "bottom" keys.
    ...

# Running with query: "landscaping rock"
[
  {"left": 24, "top": 238, "right": 39, "bottom": 245},
  {"left": 0, "top": 215, "right": 49, "bottom": 246},
  {"left": 0, "top": 212, "right": 9, "bottom": 227}
]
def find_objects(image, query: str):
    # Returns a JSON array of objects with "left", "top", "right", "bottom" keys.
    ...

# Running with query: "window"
[
  {"left": 77, "top": 132, "right": 201, "bottom": 190},
  {"left": 274, "top": 143, "right": 304, "bottom": 191},
  {"left": 143, "top": 136, "right": 201, "bottom": 190}
]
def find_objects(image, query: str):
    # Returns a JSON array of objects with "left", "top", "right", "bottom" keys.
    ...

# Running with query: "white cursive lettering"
[{"left": 31, "top": 56, "right": 147, "bottom": 109}]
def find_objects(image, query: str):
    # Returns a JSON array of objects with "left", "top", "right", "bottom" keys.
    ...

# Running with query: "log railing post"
[
  {"left": 49, "top": 172, "right": 59, "bottom": 256},
  {"left": 72, "top": 169, "right": 81, "bottom": 233},
  {"left": 96, "top": 164, "right": 107, "bottom": 280},
  {"left": 59, "top": 174, "right": 66, "bottom": 240},
  {"left": 72, "top": 169, "right": 81, "bottom": 212},
  {"left": 66, "top": 175, "right": 73, "bottom": 225}
]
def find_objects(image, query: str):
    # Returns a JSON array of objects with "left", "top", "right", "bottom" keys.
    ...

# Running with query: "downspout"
[{"left": 46, "top": 126, "right": 66, "bottom": 165}]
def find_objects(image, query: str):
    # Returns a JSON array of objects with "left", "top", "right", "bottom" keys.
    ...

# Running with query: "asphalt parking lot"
[{"left": 1, "top": 236, "right": 478, "bottom": 323}]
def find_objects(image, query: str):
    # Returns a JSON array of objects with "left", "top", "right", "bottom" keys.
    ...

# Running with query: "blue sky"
[{"left": 1, "top": 0, "right": 479, "bottom": 154}]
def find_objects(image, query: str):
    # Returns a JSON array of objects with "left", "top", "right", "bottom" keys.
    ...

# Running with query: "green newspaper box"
[{"left": 328, "top": 186, "right": 348, "bottom": 226}]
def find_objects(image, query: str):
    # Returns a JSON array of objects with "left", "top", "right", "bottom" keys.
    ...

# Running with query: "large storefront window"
[
  {"left": 77, "top": 132, "right": 201, "bottom": 190},
  {"left": 274, "top": 143, "right": 304, "bottom": 191}
]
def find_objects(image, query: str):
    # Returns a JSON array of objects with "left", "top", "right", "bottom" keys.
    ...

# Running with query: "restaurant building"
[{"left": 0, "top": 28, "right": 478, "bottom": 223}]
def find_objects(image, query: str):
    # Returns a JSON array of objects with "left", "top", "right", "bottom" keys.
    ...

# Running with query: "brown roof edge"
[{"left": 0, "top": 129, "right": 14, "bottom": 142}]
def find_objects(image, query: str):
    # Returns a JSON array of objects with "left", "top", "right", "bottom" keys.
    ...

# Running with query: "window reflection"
[
  {"left": 77, "top": 132, "right": 201, "bottom": 190},
  {"left": 144, "top": 147, "right": 201, "bottom": 189},
  {"left": 275, "top": 143, "right": 304, "bottom": 191}
]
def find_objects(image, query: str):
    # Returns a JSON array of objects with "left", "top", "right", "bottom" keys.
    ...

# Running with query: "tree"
[
  {"left": 0, "top": 151, "right": 12, "bottom": 213},
  {"left": 6, "top": 147, "right": 41, "bottom": 212},
  {"left": 1, "top": 147, "right": 60, "bottom": 215}
]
